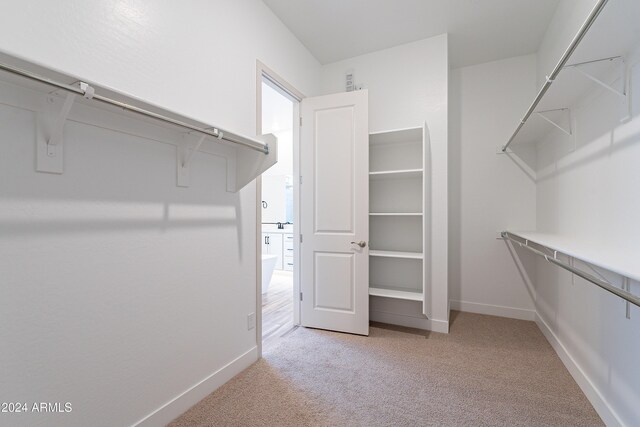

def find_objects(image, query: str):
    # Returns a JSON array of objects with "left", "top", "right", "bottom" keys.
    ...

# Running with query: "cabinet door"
[{"left": 269, "top": 233, "right": 284, "bottom": 269}]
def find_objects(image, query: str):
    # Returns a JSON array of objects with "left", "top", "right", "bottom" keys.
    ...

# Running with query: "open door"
[{"left": 299, "top": 90, "right": 369, "bottom": 336}]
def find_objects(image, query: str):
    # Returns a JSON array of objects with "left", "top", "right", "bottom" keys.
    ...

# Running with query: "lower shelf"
[{"left": 369, "top": 287, "right": 423, "bottom": 301}]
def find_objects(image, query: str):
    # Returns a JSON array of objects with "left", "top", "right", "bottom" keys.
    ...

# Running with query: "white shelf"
[
  {"left": 506, "top": 231, "right": 640, "bottom": 283},
  {"left": 369, "top": 287, "right": 423, "bottom": 301},
  {"left": 369, "top": 169, "right": 423, "bottom": 180},
  {"left": 0, "top": 51, "right": 276, "bottom": 192},
  {"left": 369, "top": 212, "right": 422, "bottom": 216},
  {"left": 505, "top": 0, "right": 640, "bottom": 148},
  {"left": 370, "top": 250, "right": 423, "bottom": 260},
  {"left": 369, "top": 127, "right": 422, "bottom": 145}
]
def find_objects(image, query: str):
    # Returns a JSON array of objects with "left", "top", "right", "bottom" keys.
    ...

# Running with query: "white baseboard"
[
  {"left": 132, "top": 346, "right": 258, "bottom": 427},
  {"left": 371, "top": 310, "right": 449, "bottom": 333},
  {"left": 535, "top": 314, "right": 622, "bottom": 427},
  {"left": 450, "top": 300, "right": 536, "bottom": 321}
]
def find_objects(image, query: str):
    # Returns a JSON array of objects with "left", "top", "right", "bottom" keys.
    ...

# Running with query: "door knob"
[{"left": 351, "top": 241, "right": 366, "bottom": 248}]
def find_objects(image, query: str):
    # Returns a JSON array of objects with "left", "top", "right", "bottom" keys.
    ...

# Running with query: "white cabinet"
[
  {"left": 368, "top": 125, "right": 430, "bottom": 316},
  {"left": 262, "top": 232, "right": 294, "bottom": 271},
  {"left": 262, "top": 233, "right": 283, "bottom": 270},
  {"left": 283, "top": 235, "right": 294, "bottom": 271}
]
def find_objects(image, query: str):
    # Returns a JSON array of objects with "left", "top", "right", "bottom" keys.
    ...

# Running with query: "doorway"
[{"left": 256, "top": 63, "right": 302, "bottom": 352}]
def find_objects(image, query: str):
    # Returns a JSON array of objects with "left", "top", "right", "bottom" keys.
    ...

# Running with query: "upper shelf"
[
  {"left": 369, "top": 126, "right": 423, "bottom": 145},
  {"left": 502, "top": 0, "right": 640, "bottom": 150},
  {"left": 0, "top": 51, "right": 276, "bottom": 192}
]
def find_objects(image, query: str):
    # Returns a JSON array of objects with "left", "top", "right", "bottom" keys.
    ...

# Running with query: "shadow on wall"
[{"left": 0, "top": 103, "right": 247, "bottom": 258}]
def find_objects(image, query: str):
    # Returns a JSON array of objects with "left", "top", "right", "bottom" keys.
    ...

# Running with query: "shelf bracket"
[
  {"left": 568, "top": 57, "right": 631, "bottom": 121},
  {"left": 177, "top": 129, "right": 222, "bottom": 187},
  {"left": 36, "top": 82, "right": 94, "bottom": 174},
  {"left": 534, "top": 108, "right": 573, "bottom": 137},
  {"left": 36, "top": 92, "right": 75, "bottom": 174}
]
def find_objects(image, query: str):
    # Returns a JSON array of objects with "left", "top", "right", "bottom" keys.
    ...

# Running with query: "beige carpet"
[{"left": 170, "top": 311, "right": 603, "bottom": 426}]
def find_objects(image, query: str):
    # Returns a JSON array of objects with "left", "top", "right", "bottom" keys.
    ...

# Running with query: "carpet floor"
[{"left": 170, "top": 311, "right": 603, "bottom": 426}]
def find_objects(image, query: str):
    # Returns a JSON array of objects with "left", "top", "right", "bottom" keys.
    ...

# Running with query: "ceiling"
[{"left": 262, "top": 0, "right": 561, "bottom": 68}]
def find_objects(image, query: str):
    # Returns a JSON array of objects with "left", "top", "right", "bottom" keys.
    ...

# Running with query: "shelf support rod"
[
  {"left": 534, "top": 108, "right": 573, "bottom": 137},
  {"left": 500, "top": 0, "right": 610, "bottom": 152},
  {"left": 46, "top": 92, "right": 76, "bottom": 157}
]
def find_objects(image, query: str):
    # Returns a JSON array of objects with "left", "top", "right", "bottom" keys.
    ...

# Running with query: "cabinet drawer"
[
  {"left": 284, "top": 234, "right": 295, "bottom": 242},
  {"left": 283, "top": 258, "right": 294, "bottom": 271}
]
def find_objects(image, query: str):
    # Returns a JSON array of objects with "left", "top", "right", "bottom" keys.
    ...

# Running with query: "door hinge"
[
  {"left": 299, "top": 175, "right": 302, "bottom": 184},
  {"left": 299, "top": 234, "right": 303, "bottom": 243},
  {"left": 299, "top": 117, "right": 302, "bottom": 126},
  {"left": 299, "top": 292, "right": 303, "bottom": 301}
]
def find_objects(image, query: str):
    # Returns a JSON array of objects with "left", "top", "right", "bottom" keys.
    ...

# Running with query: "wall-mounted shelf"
[
  {"left": 502, "top": 231, "right": 640, "bottom": 317},
  {"left": 369, "top": 169, "right": 423, "bottom": 180},
  {"left": 0, "top": 52, "right": 277, "bottom": 192},
  {"left": 369, "top": 287, "right": 423, "bottom": 302},
  {"left": 504, "top": 231, "right": 640, "bottom": 283},
  {"left": 501, "top": 0, "right": 640, "bottom": 151},
  {"left": 369, "top": 250, "right": 423, "bottom": 260}
]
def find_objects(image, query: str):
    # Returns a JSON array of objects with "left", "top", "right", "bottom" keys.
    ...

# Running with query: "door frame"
[{"left": 256, "top": 60, "right": 304, "bottom": 357}]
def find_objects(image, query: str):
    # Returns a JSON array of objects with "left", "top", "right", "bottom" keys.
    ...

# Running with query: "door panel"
[
  {"left": 314, "top": 107, "right": 355, "bottom": 233},
  {"left": 314, "top": 252, "right": 355, "bottom": 312},
  {"left": 300, "top": 90, "right": 369, "bottom": 336}
]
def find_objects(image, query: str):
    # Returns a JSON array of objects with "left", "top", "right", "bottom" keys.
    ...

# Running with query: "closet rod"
[
  {"left": 501, "top": 0, "right": 609, "bottom": 152},
  {"left": 501, "top": 232, "right": 640, "bottom": 308},
  {"left": 0, "top": 62, "right": 269, "bottom": 154}
]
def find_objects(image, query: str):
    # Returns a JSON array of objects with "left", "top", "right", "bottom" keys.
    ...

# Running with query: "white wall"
[
  {"left": 320, "top": 35, "right": 449, "bottom": 331},
  {"left": 527, "top": 1, "right": 640, "bottom": 424},
  {"left": 0, "top": 1, "right": 320, "bottom": 426},
  {"left": 536, "top": 0, "right": 598, "bottom": 87},
  {"left": 449, "top": 55, "right": 538, "bottom": 320},
  {"left": 533, "top": 43, "right": 640, "bottom": 427}
]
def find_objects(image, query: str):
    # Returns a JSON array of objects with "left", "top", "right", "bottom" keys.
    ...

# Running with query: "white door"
[{"left": 300, "top": 90, "right": 369, "bottom": 336}]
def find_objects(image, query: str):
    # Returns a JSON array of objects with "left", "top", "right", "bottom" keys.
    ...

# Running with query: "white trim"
[
  {"left": 256, "top": 62, "right": 303, "bottom": 357},
  {"left": 535, "top": 314, "right": 623, "bottom": 427},
  {"left": 370, "top": 310, "right": 449, "bottom": 333},
  {"left": 132, "top": 346, "right": 258, "bottom": 427},
  {"left": 450, "top": 300, "right": 536, "bottom": 321}
]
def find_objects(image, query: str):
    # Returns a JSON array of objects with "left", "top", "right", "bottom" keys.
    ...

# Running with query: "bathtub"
[{"left": 261, "top": 254, "right": 278, "bottom": 294}]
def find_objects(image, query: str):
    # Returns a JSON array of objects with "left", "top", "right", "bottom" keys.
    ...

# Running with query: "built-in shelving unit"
[
  {"left": 501, "top": 0, "right": 640, "bottom": 151},
  {"left": 368, "top": 126, "right": 428, "bottom": 310}
]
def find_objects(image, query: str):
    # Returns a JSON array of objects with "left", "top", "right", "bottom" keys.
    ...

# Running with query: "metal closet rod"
[
  {"left": 0, "top": 62, "right": 269, "bottom": 154},
  {"left": 501, "top": 232, "right": 640, "bottom": 308},
  {"left": 501, "top": 0, "right": 609, "bottom": 152}
]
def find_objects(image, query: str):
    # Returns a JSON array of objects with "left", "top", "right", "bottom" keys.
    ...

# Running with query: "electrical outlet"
[{"left": 247, "top": 312, "right": 256, "bottom": 330}]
